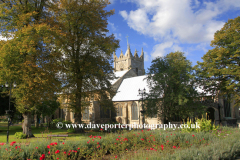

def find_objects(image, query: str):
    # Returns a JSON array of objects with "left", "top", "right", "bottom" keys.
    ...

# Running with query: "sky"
[{"left": 105, "top": 0, "right": 240, "bottom": 72}]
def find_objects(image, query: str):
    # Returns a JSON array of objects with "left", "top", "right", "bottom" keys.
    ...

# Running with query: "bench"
[{"left": 47, "top": 135, "right": 68, "bottom": 142}]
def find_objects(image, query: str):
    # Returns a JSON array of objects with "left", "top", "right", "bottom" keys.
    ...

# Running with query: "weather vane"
[{"left": 126, "top": 34, "right": 129, "bottom": 46}]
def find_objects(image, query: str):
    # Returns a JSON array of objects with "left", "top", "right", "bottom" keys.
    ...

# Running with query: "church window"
[
  {"left": 82, "top": 106, "right": 89, "bottom": 120},
  {"left": 100, "top": 105, "right": 110, "bottom": 118},
  {"left": 131, "top": 102, "right": 138, "bottom": 120},
  {"left": 224, "top": 96, "right": 231, "bottom": 117},
  {"left": 117, "top": 105, "right": 122, "bottom": 116}
]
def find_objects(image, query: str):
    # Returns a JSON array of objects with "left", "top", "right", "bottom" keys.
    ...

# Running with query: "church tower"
[{"left": 113, "top": 44, "right": 145, "bottom": 76}]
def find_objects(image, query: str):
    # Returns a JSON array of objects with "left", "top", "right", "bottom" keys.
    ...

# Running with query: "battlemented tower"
[{"left": 113, "top": 44, "right": 145, "bottom": 76}]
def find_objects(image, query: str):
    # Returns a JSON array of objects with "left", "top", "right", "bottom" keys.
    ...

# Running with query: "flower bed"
[{"left": 0, "top": 127, "right": 239, "bottom": 160}]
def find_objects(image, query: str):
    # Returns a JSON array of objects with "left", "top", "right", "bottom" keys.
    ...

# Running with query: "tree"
[
  {"left": 52, "top": 0, "right": 119, "bottom": 131},
  {"left": 35, "top": 96, "right": 60, "bottom": 128},
  {"left": 196, "top": 16, "right": 240, "bottom": 106},
  {"left": 146, "top": 51, "right": 205, "bottom": 123},
  {"left": 0, "top": 0, "right": 62, "bottom": 137},
  {"left": 0, "top": 86, "right": 16, "bottom": 122}
]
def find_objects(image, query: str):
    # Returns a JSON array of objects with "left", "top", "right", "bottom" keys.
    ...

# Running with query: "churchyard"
[{"left": 0, "top": 119, "right": 240, "bottom": 160}]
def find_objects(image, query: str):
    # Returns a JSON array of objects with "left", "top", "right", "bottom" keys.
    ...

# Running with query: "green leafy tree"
[
  {"left": 35, "top": 96, "right": 60, "bottom": 128},
  {"left": 196, "top": 16, "right": 240, "bottom": 106},
  {"left": 0, "top": 0, "right": 62, "bottom": 137},
  {"left": 146, "top": 51, "right": 205, "bottom": 123},
  {"left": 52, "top": 0, "right": 119, "bottom": 131}
]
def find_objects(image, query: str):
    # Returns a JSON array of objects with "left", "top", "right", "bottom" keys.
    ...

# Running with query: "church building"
[{"left": 55, "top": 44, "right": 240, "bottom": 128}]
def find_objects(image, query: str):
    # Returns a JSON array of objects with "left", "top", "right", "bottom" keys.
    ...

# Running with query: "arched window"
[
  {"left": 117, "top": 105, "right": 122, "bottom": 116},
  {"left": 131, "top": 102, "right": 138, "bottom": 120}
]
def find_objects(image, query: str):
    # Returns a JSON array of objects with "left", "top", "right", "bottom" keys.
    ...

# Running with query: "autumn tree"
[
  {"left": 0, "top": 0, "right": 62, "bottom": 137},
  {"left": 52, "top": 0, "right": 119, "bottom": 130},
  {"left": 145, "top": 52, "right": 205, "bottom": 123},
  {"left": 196, "top": 16, "right": 240, "bottom": 106}
]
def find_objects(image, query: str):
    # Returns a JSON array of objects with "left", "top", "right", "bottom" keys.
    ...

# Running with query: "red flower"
[
  {"left": 10, "top": 141, "right": 16, "bottom": 146},
  {"left": 48, "top": 151, "right": 50, "bottom": 154},
  {"left": 141, "top": 138, "right": 144, "bottom": 141},
  {"left": 141, "top": 130, "right": 143, "bottom": 132},
  {"left": 115, "top": 156, "right": 117, "bottom": 158},
  {"left": 173, "top": 146, "right": 176, "bottom": 149},
  {"left": 161, "top": 145, "right": 164, "bottom": 148},
  {"left": 62, "top": 142, "right": 65, "bottom": 144},
  {"left": 89, "top": 135, "right": 92, "bottom": 138},
  {"left": 57, "top": 158, "right": 59, "bottom": 160},
  {"left": 203, "top": 138, "right": 204, "bottom": 140},
  {"left": 47, "top": 145, "right": 50, "bottom": 149},
  {"left": 78, "top": 147, "right": 80, "bottom": 150},
  {"left": 100, "top": 128, "right": 103, "bottom": 131},
  {"left": 116, "top": 138, "right": 119, "bottom": 141},
  {"left": 19, "top": 146, "right": 20, "bottom": 148},
  {"left": 171, "top": 134, "right": 172, "bottom": 135},
  {"left": 41, "top": 154, "right": 45, "bottom": 159},
  {"left": 15, "top": 146, "right": 18, "bottom": 149},
  {"left": 199, "top": 140, "right": 201, "bottom": 141},
  {"left": 64, "top": 151, "right": 67, "bottom": 154},
  {"left": 192, "top": 135, "right": 194, "bottom": 137},
  {"left": 97, "top": 142, "right": 99, "bottom": 144},
  {"left": 55, "top": 150, "right": 60, "bottom": 154},
  {"left": 186, "top": 141, "right": 188, "bottom": 143},
  {"left": 94, "top": 136, "right": 97, "bottom": 138}
]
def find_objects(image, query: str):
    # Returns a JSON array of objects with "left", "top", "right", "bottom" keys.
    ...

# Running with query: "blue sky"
[{"left": 105, "top": 0, "right": 240, "bottom": 72}]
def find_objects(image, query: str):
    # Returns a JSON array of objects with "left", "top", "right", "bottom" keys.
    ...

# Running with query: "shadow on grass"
[{"left": 0, "top": 122, "right": 109, "bottom": 143}]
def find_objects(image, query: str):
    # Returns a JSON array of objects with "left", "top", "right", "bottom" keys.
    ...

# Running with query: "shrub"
[
  {"left": 196, "top": 114, "right": 218, "bottom": 132},
  {"left": 181, "top": 114, "right": 218, "bottom": 133},
  {"left": 67, "top": 128, "right": 75, "bottom": 133},
  {"left": 14, "top": 132, "right": 27, "bottom": 139}
]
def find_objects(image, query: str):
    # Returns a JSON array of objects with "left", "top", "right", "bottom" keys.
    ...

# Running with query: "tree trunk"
[
  {"left": 34, "top": 114, "right": 39, "bottom": 128},
  {"left": 22, "top": 112, "right": 34, "bottom": 137},
  {"left": 74, "top": 86, "right": 85, "bottom": 133}
]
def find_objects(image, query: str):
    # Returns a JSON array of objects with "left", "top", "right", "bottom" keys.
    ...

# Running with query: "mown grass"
[{"left": 0, "top": 122, "right": 106, "bottom": 143}]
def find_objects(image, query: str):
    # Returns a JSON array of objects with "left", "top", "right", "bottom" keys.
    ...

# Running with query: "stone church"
[{"left": 55, "top": 44, "right": 240, "bottom": 128}]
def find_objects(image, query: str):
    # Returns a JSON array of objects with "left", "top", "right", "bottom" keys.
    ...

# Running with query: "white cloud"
[
  {"left": 109, "top": 0, "right": 115, "bottom": 4},
  {"left": 144, "top": 51, "right": 150, "bottom": 61},
  {"left": 108, "top": 22, "right": 117, "bottom": 31},
  {"left": 114, "top": 33, "right": 122, "bottom": 40},
  {"left": 152, "top": 41, "right": 173, "bottom": 58},
  {"left": 142, "top": 42, "right": 148, "bottom": 48},
  {"left": 119, "top": 0, "right": 240, "bottom": 58}
]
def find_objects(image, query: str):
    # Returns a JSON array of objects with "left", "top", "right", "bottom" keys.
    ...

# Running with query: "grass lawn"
[{"left": 0, "top": 122, "right": 105, "bottom": 144}]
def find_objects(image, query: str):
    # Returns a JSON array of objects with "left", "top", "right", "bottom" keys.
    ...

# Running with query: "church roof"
[
  {"left": 112, "top": 75, "right": 214, "bottom": 102},
  {"left": 110, "top": 70, "right": 129, "bottom": 85},
  {"left": 112, "top": 75, "right": 149, "bottom": 101}
]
